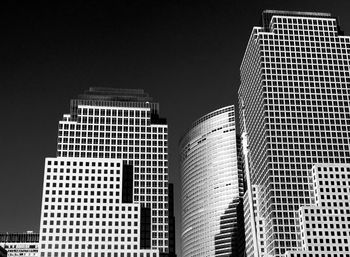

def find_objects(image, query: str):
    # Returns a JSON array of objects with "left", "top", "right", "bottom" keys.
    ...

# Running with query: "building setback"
[
  {"left": 0, "top": 232, "right": 39, "bottom": 257},
  {"left": 179, "top": 106, "right": 243, "bottom": 257},
  {"left": 39, "top": 88, "right": 174, "bottom": 257},
  {"left": 239, "top": 10, "right": 350, "bottom": 257},
  {"left": 285, "top": 164, "right": 350, "bottom": 256}
]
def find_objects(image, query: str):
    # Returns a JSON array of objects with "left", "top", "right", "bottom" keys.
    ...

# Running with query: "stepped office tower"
[
  {"left": 180, "top": 106, "right": 243, "bottom": 257},
  {"left": 239, "top": 10, "right": 350, "bottom": 257},
  {"left": 39, "top": 88, "right": 173, "bottom": 257}
]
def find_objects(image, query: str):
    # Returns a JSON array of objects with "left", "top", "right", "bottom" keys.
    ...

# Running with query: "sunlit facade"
[
  {"left": 180, "top": 106, "right": 243, "bottom": 257},
  {"left": 243, "top": 186, "right": 265, "bottom": 257}
]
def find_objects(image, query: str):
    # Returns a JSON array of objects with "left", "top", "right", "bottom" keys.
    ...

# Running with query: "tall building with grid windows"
[
  {"left": 39, "top": 88, "right": 173, "bottom": 257},
  {"left": 239, "top": 10, "right": 350, "bottom": 257},
  {"left": 179, "top": 106, "right": 243, "bottom": 257}
]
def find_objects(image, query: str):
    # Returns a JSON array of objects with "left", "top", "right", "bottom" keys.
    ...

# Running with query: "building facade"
[
  {"left": 243, "top": 186, "right": 265, "bottom": 257},
  {"left": 239, "top": 10, "right": 350, "bottom": 257},
  {"left": 179, "top": 106, "right": 243, "bottom": 257},
  {"left": 0, "top": 232, "right": 39, "bottom": 257},
  {"left": 39, "top": 88, "right": 173, "bottom": 257},
  {"left": 285, "top": 164, "right": 350, "bottom": 257}
]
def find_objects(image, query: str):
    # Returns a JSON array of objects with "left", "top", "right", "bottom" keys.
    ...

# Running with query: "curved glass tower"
[{"left": 179, "top": 106, "right": 243, "bottom": 257}]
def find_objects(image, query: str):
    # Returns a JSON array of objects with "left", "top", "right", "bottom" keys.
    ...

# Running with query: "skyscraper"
[
  {"left": 179, "top": 106, "right": 243, "bottom": 257},
  {"left": 239, "top": 10, "right": 350, "bottom": 257},
  {"left": 39, "top": 88, "right": 173, "bottom": 257}
]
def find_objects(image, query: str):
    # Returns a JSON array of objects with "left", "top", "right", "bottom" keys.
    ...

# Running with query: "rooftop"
[
  {"left": 78, "top": 87, "right": 154, "bottom": 103},
  {"left": 261, "top": 10, "right": 332, "bottom": 28}
]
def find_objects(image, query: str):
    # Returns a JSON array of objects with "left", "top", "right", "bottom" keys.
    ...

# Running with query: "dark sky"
[{"left": 1, "top": 0, "right": 350, "bottom": 255}]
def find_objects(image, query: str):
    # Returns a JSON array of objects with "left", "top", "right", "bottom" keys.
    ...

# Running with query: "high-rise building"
[
  {"left": 239, "top": 10, "right": 350, "bottom": 257},
  {"left": 0, "top": 232, "right": 39, "bottom": 257},
  {"left": 39, "top": 88, "right": 173, "bottom": 257},
  {"left": 179, "top": 106, "right": 243, "bottom": 257}
]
